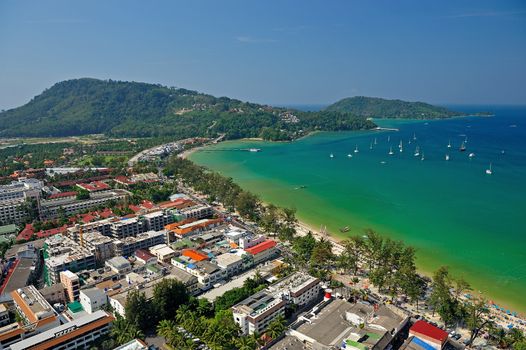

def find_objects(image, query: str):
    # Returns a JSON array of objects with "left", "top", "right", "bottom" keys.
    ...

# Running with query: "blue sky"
[{"left": 0, "top": 0, "right": 525, "bottom": 109}]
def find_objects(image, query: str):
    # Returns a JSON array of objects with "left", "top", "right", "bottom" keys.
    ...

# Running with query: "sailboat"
[
  {"left": 486, "top": 163, "right": 492, "bottom": 175},
  {"left": 399, "top": 140, "right": 403, "bottom": 149},
  {"left": 354, "top": 145, "right": 359, "bottom": 153},
  {"left": 369, "top": 141, "right": 373, "bottom": 150},
  {"left": 330, "top": 153, "right": 334, "bottom": 158},
  {"left": 459, "top": 141, "right": 466, "bottom": 152},
  {"left": 347, "top": 153, "right": 353, "bottom": 158},
  {"left": 413, "top": 132, "right": 417, "bottom": 141},
  {"left": 374, "top": 137, "right": 377, "bottom": 145},
  {"left": 421, "top": 152, "right": 425, "bottom": 161},
  {"left": 469, "top": 153, "right": 475, "bottom": 158},
  {"left": 445, "top": 154, "right": 450, "bottom": 161},
  {"left": 388, "top": 146, "right": 394, "bottom": 155},
  {"left": 414, "top": 146, "right": 420, "bottom": 157},
  {"left": 447, "top": 139, "right": 452, "bottom": 148},
  {"left": 387, "top": 135, "right": 391, "bottom": 142}
]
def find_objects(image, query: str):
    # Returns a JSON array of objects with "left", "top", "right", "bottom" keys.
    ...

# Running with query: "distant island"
[
  {"left": 0, "top": 78, "right": 464, "bottom": 140},
  {"left": 325, "top": 96, "right": 459, "bottom": 119}
]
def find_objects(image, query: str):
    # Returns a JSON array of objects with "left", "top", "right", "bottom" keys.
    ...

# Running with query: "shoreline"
[{"left": 186, "top": 124, "right": 526, "bottom": 316}]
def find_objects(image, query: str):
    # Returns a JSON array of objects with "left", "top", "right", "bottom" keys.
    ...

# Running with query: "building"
[
  {"left": 288, "top": 298, "right": 408, "bottom": 350},
  {"left": 0, "top": 224, "right": 17, "bottom": 240},
  {"left": 244, "top": 239, "right": 278, "bottom": 265},
  {"left": 0, "top": 178, "right": 43, "bottom": 202},
  {"left": 169, "top": 267, "right": 199, "bottom": 295},
  {"left": 215, "top": 252, "right": 244, "bottom": 277},
  {"left": 39, "top": 284, "right": 67, "bottom": 305},
  {"left": 408, "top": 320, "right": 449, "bottom": 350},
  {"left": 9, "top": 310, "right": 114, "bottom": 350},
  {"left": 165, "top": 218, "right": 222, "bottom": 239},
  {"left": 44, "top": 235, "right": 96, "bottom": 285},
  {"left": 39, "top": 189, "right": 128, "bottom": 220},
  {"left": 232, "top": 290, "right": 286, "bottom": 335},
  {"left": 80, "top": 288, "right": 108, "bottom": 314},
  {"left": 134, "top": 249, "right": 156, "bottom": 265},
  {"left": 143, "top": 211, "right": 175, "bottom": 232},
  {"left": 0, "top": 199, "right": 29, "bottom": 225},
  {"left": 0, "top": 305, "right": 10, "bottom": 327},
  {"left": 76, "top": 181, "right": 111, "bottom": 192},
  {"left": 113, "top": 339, "right": 149, "bottom": 350},
  {"left": 60, "top": 270, "right": 81, "bottom": 302},
  {"left": 178, "top": 205, "right": 213, "bottom": 220},
  {"left": 266, "top": 272, "right": 321, "bottom": 307},
  {"left": 11, "top": 285, "right": 60, "bottom": 333},
  {"left": 113, "top": 230, "right": 166, "bottom": 257},
  {"left": 149, "top": 244, "right": 176, "bottom": 263},
  {"left": 172, "top": 258, "right": 227, "bottom": 290},
  {"left": 109, "top": 217, "right": 144, "bottom": 239},
  {"left": 105, "top": 256, "right": 132, "bottom": 274},
  {"left": 239, "top": 234, "right": 266, "bottom": 249},
  {"left": 80, "top": 231, "right": 114, "bottom": 263}
]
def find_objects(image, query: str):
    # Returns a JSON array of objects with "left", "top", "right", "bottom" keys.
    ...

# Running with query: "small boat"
[
  {"left": 447, "top": 140, "right": 452, "bottom": 148},
  {"left": 464, "top": 136, "right": 468, "bottom": 143},
  {"left": 459, "top": 141, "right": 466, "bottom": 152},
  {"left": 486, "top": 163, "right": 493, "bottom": 175},
  {"left": 330, "top": 153, "right": 334, "bottom": 158},
  {"left": 354, "top": 145, "right": 359, "bottom": 153},
  {"left": 339, "top": 226, "right": 350, "bottom": 233},
  {"left": 408, "top": 139, "right": 411, "bottom": 145},
  {"left": 469, "top": 153, "right": 475, "bottom": 158},
  {"left": 299, "top": 185, "right": 307, "bottom": 189},
  {"left": 248, "top": 148, "right": 261, "bottom": 152},
  {"left": 445, "top": 154, "right": 450, "bottom": 161},
  {"left": 347, "top": 153, "right": 353, "bottom": 158},
  {"left": 380, "top": 161, "right": 387, "bottom": 164},
  {"left": 421, "top": 152, "right": 425, "bottom": 161},
  {"left": 388, "top": 146, "right": 394, "bottom": 155},
  {"left": 501, "top": 150, "right": 505, "bottom": 154},
  {"left": 414, "top": 146, "right": 420, "bottom": 157}
]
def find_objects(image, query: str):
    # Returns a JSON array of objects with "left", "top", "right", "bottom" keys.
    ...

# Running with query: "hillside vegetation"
[
  {"left": 0, "top": 78, "right": 375, "bottom": 140},
  {"left": 325, "top": 96, "right": 458, "bottom": 119}
]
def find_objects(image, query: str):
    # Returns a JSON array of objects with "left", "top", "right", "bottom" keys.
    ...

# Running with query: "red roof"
[
  {"left": 114, "top": 176, "right": 133, "bottom": 184},
  {"left": 77, "top": 181, "right": 110, "bottom": 192},
  {"left": 245, "top": 240, "right": 277, "bottom": 255},
  {"left": 81, "top": 214, "right": 96, "bottom": 223},
  {"left": 410, "top": 320, "right": 448, "bottom": 343},
  {"left": 16, "top": 224, "right": 34, "bottom": 241},
  {"left": 135, "top": 249, "right": 155, "bottom": 262},
  {"left": 98, "top": 208, "right": 114, "bottom": 218},
  {"left": 48, "top": 191, "right": 77, "bottom": 199},
  {"left": 129, "top": 205, "right": 141, "bottom": 213},
  {"left": 142, "top": 200, "right": 155, "bottom": 209},
  {"left": 35, "top": 225, "right": 67, "bottom": 238}
]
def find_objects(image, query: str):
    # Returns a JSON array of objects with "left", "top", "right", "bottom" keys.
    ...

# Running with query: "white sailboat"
[
  {"left": 414, "top": 146, "right": 420, "bottom": 157},
  {"left": 413, "top": 132, "right": 417, "bottom": 141},
  {"left": 370, "top": 141, "right": 373, "bottom": 150},
  {"left": 354, "top": 145, "right": 359, "bottom": 153},
  {"left": 486, "top": 163, "right": 492, "bottom": 175},
  {"left": 469, "top": 153, "right": 475, "bottom": 158},
  {"left": 387, "top": 135, "right": 391, "bottom": 142},
  {"left": 421, "top": 152, "right": 425, "bottom": 161},
  {"left": 330, "top": 153, "right": 334, "bottom": 158},
  {"left": 374, "top": 137, "right": 377, "bottom": 145},
  {"left": 445, "top": 154, "right": 450, "bottom": 161},
  {"left": 388, "top": 146, "right": 394, "bottom": 155},
  {"left": 447, "top": 139, "right": 452, "bottom": 148},
  {"left": 347, "top": 153, "right": 352, "bottom": 158}
]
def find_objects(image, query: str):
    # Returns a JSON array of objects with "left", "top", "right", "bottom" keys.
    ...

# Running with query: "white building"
[
  {"left": 215, "top": 252, "right": 244, "bottom": 277},
  {"left": 80, "top": 288, "right": 108, "bottom": 314},
  {"left": 232, "top": 291, "right": 286, "bottom": 335},
  {"left": 149, "top": 244, "right": 176, "bottom": 263}
]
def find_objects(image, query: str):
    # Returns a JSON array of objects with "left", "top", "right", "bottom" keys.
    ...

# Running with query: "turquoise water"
[{"left": 190, "top": 106, "right": 526, "bottom": 313}]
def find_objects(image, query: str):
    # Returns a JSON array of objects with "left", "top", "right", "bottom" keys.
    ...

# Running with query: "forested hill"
[
  {"left": 325, "top": 96, "right": 458, "bottom": 119},
  {"left": 0, "top": 78, "right": 375, "bottom": 140}
]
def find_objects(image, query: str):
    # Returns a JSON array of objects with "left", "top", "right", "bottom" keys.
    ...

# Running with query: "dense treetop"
[
  {"left": 325, "top": 96, "right": 459, "bottom": 119},
  {"left": 0, "top": 78, "right": 375, "bottom": 140}
]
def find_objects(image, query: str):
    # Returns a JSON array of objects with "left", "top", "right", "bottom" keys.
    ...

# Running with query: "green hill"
[
  {"left": 325, "top": 96, "right": 458, "bottom": 119},
  {"left": 0, "top": 78, "right": 374, "bottom": 140}
]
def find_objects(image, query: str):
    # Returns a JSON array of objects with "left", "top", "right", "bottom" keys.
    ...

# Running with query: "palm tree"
[
  {"left": 157, "top": 319, "right": 177, "bottom": 343},
  {"left": 235, "top": 336, "right": 257, "bottom": 350},
  {"left": 266, "top": 315, "right": 287, "bottom": 340},
  {"left": 111, "top": 316, "right": 144, "bottom": 345}
]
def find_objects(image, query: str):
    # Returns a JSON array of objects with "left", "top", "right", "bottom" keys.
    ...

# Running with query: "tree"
[
  {"left": 235, "top": 191, "right": 259, "bottom": 220},
  {"left": 111, "top": 314, "right": 145, "bottom": 345},
  {"left": 292, "top": 232, "right": 316, "bottom": 263},
  {"left": 310, "top": 237, "right": 334, "bottom": 279},
  {"left": 153, "top": 279, "right": 189, "bottom": 321},
  {"left": 124, "top": 290, "right": 155, "bottom": 331},
  {"left": 235, "top": 336, "right": 257, "bottom": 350},
  {"left": 266, "top": 315, "right": 287, "bottom": 340},
  {"left": 429, "top": 267, "right": 463, "bottom": 327},
  {"left": 465, "top": 298, "right": 492, "bottom": 346}
]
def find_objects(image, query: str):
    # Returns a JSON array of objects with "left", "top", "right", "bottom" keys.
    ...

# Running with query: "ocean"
[{"left": 189, "top": 106, "right": 526, "bottom": 313}]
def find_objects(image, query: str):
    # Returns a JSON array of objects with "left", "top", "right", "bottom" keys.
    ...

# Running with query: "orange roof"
[
  {"left": 166, "top": 218, "right": 222, "bottom": 236},
  {"left": 182, "top": 249, "right": 208, "bottom": 262}
]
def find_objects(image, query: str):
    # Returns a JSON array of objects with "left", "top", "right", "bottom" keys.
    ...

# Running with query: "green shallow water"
[{"left": 190, "top": 109, "right": 526, "bottom": 313}]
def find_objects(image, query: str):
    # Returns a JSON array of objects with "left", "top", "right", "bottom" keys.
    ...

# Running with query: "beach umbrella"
[{"left": 508, "top": 324, "right": 513, "bottom": 329}]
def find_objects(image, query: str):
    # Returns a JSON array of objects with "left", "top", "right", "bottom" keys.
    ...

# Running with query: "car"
[
  {"left": 414, "top": 314, "right": 421, "bottom": 319},
  {"left": 453, "top": 334, "right": 462, "bottom": 340}
]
